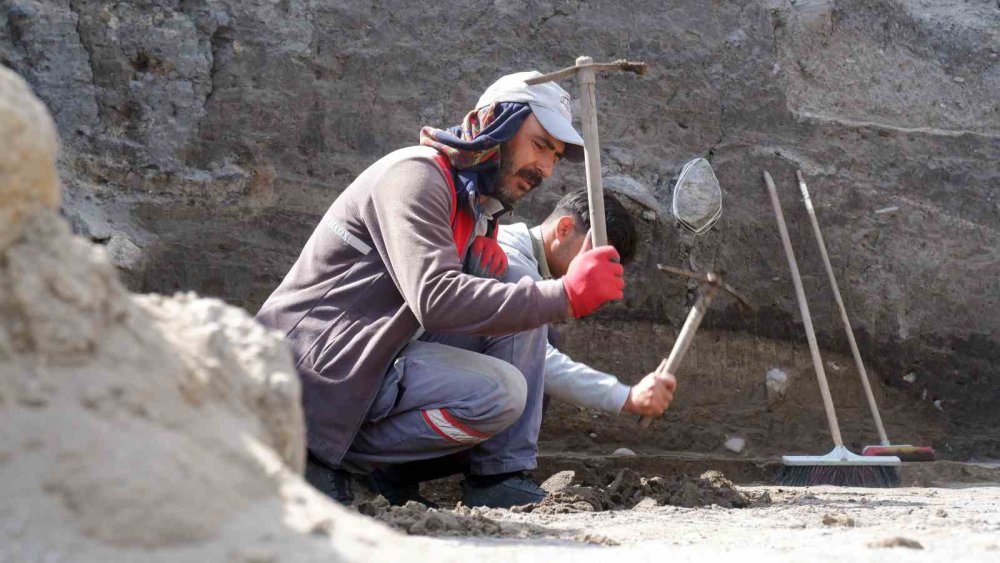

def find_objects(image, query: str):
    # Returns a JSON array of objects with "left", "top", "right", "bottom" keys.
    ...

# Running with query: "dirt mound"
[{"left": 522, "top": 469, "right": 771, "bottom": 514}]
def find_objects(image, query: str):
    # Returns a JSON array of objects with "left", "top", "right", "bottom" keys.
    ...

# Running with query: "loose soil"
[
  {"left": 363, "top": 465, "right": 1000, "bottom": 561},
  {"left": 526, "top": 468, "right": 771, "bottom": 513},
  {"left": 361, "top": 468, "right": 769, "bottom": 541}
]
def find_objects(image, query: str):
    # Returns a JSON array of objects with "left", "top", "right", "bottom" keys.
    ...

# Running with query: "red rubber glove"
[
  {"left": 562, "top": 245, "right": 624, "bottom": 318},
  {"left": 465, "top": 235, "right": 509, "bottom": 280}
]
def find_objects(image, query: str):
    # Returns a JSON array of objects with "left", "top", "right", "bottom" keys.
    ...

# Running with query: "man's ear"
[{"left": 556, "top": 215, "right": 576, "bottom": 240}]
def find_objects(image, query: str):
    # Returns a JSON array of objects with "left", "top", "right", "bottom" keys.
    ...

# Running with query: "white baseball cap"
[{"left": 476, "top": 71, "right": 585, "bottom": 163}]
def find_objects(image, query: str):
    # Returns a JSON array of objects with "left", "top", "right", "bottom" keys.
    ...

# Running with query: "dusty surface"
[
  {"left": 436, "top": 483, "right": 1000, "bottom": 561},
  {"left": 369, "top": 467, "right": 1000, "bottom": 561},
  {"left": 378, "top": 457, "right": 1000, "bottom": 562}
]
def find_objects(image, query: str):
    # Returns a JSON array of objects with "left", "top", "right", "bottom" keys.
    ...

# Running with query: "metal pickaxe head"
[
  {"left": 656, "top": 264, "right": 751, "bottom": 310},
  {"left": 636, "top": 264, "right": 750, "bottom": 429},
  {"left": 523, "top": 59, "right": 648, "bottom": 86}
]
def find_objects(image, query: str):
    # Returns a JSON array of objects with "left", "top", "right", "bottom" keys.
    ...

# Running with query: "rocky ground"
[
  {"left": 419, "top": 483, "right": 1000, "bottom": 561},
  {"left": 358, "top": 461, "right": 1000, "bottom": 561}
]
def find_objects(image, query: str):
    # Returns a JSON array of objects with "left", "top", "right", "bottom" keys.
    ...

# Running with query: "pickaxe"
[
  {"left": 638, "top": 265, "right": 750, "bottom": 428},
  {"left": 526, "top": 58, "right": 647, "bottom": 247}
]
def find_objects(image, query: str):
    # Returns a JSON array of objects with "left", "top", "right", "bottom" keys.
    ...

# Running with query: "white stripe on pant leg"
[{"left": 422, "top": 408, "right": 488, "bottom": 445}]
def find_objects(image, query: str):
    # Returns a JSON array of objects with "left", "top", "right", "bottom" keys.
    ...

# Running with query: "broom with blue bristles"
[{"left": 764, "top": 171, "right": 901, "bottom": 487}]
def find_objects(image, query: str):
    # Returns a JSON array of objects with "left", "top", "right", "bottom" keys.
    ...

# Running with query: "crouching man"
[
  {"left": 255, "top": 71, "right": 664, "bottom": 505},
  {"left": 372, "top": 190, "right": 677, "bottom": 508}
]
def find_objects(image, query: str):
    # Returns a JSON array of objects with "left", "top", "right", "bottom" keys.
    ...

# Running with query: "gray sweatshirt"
[
  {"left": 496, "top": 223, "right": 631, "bottom": 414},
  {"left": 256, "top": 147, "right": 570, "bottom": 465}
]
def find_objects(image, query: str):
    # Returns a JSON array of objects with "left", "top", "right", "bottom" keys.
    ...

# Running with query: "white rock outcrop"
[{"left": 0, "top": 65, "right": 60, "bottom": 252}]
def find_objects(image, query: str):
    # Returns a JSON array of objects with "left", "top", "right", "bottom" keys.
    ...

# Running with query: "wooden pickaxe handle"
[
  {"left": 639, "top": 280, "right": 720, "bottom": 428},
  {"left": 524, "top": 58, "right": 647, "bottom": 248}
]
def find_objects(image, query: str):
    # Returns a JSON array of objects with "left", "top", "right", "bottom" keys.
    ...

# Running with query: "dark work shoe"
[
  {"left": 368, "top": 455, "right": 469, "bottom": 508},
  {"left": 461, "top": 472, "right": 546, "bottom": 508},
  {"left": 371, "top": 469, "right": 439, "bottom": 508},
  {"left": 305, "top": 453, "right": 375, "bottom": 505}
]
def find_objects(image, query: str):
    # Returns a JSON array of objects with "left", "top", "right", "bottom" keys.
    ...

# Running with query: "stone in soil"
[{"left": 868, "top": 537, "right": 924, "bottom": 549}]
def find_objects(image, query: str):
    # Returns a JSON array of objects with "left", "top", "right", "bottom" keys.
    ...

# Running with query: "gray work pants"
[{"left": 340, "top": 325, "right": 547, "bottom": 476}]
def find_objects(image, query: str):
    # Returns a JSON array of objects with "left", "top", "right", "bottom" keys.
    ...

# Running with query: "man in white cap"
[{"left": 256, "top": 71, "right": 641, "bottom": 507}]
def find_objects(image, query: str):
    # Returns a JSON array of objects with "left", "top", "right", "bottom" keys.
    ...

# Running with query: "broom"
[
  {"left": 795, "top": 171, "right": 935, "bottom": 462},
  {"left": 764, "top": 171, "right": 901, "bottom": 487}
]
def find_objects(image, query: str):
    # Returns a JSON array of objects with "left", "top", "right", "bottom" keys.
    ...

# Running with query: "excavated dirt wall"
[{"left": 2, "top": 0, "right": 998, "bottom": 456}]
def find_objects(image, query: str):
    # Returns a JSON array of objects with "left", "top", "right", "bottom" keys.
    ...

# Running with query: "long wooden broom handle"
[
  {"left": 764, "top": 171, "right": 844, "bottom": 447},
  {"left": 796, "top": 171, "right": 890, "bottom": 446}
]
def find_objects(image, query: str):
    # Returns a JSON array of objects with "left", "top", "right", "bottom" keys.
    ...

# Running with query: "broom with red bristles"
[
  {"left": 764, "top": 171, "right": 901, "bottom": 487},
  {"left": 795, "top": 170, "right": 935, "bottom": 463}
]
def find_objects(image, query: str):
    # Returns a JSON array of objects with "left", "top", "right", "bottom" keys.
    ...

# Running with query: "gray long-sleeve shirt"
[
  {"left": 496, "top": 223, "right": 631, "bottom": 414},
  {"left": 256, "top": 147, "right": 570, "bottom": 465}
]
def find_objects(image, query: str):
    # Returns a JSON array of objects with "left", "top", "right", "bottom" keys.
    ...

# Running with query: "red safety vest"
[{"left": 431, "top": 152, "right": 486, "bottom": 259}]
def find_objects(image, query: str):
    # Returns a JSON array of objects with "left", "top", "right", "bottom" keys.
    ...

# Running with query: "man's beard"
[{"left": 494, "top": 144, "right": 543, "bottom": 209}]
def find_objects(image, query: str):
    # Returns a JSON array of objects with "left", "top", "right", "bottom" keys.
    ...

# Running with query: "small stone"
[
  {"left": 229, "top": 547, "right": 278, "bottom": 563},
  {"left": 933, "top": 399, "right": 943, "bottom": 411},
  {"left": 766, "top": 368, "right": 788, "bottom": 402},
  {"left": 588, "top": 432, "right": 598, "bottom": 439},
  {"left": 17, "top": 376, "right": 48, "bottom": 408},
  {"left": 633, "top": 497, "right": 659, "bottom": 510},
  {"left": 612, "top": 447, "right": 636, "bottom": 456},
  {"left": 868, "top": 537, "right": 924, "bottom": 550},
  {"left": 642, "top": 210, "right": 657, "bottom": 221},
  {"left": 104, "top": 234, "right": 145, "bottom": 271},
  {"left": 903, "top": 372, "right": 917, "bottom": 384},
  {"left": 936, "top": 509, "right": 948, "bottom": 518},
  {"left": 541, "top": 470, "right": 576, "bottom": 493},
  {"left": 821, "top": 513, "right": 856, "bottom": 527},
  {"left": 724, "top": 436, "right": 745, "bottom": 453},
  {"left": 952, "top": 76, "right": 965, "bottom": 83}
]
